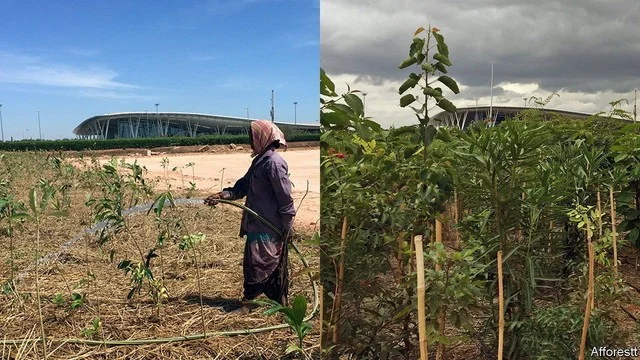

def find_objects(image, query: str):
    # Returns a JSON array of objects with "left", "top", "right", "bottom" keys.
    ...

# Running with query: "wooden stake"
[
  {"left": 578, "top": 242, "right": 595, "bottom": 360},
  {"left": 435, "top": 219, "right": 443, "bottom": 249},
  {"left": 610, "top": 187, "right": 618, "bottom": 276},
  {"left": 497, "top": 250, "right": 504, "bottom": 360},
  {"left": 415, "top": 235, "right": 428, "bottom": 360},
  {"left": 597, "top": 189, "right": 603, "bottom": 238},
  {"left": 435, "top": 219, "right": 446, "bottom": 360},
  {"left": 332, "top": 217, "right": 349, "bottom": 344}
]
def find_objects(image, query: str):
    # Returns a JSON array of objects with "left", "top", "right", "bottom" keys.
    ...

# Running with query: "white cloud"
[
  {"left": 326, "top": 72, "right": 638, "bottom": 128},
  {"left": 0, "top": 52, "right": 140, "bottom": 90},
  {"left": 499, "top": 82, "right": 539, "bottom": 95}
]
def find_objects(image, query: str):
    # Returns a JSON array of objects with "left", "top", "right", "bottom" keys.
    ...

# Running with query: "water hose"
[{"left": 2, "top": 198, "right": 319, "bottom": 346}]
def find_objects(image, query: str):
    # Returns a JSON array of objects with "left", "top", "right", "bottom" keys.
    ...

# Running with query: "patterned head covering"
[{"left": 250, "top": 120, "right": 288, "bottom": 157}]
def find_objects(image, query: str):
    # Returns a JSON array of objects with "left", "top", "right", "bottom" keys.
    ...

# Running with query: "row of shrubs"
[{"left": 0, "top": 133, "right": 319, "bottom": 152}]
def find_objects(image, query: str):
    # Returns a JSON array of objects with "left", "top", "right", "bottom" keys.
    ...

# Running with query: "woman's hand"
[{"left": 204, "top": 191, "right": 232, "bottom": 206}]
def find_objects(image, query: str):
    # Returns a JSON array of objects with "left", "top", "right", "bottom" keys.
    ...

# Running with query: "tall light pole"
[
  {"left": 155, "top": 103, "right": 160, "bottom": 136},
  {"left": 244, "top": 107, "right": 249, "bottom": 120},
  {"left": 270, "top": 90, "right": 275, "bottom": 122},
  {"left": 293, "top": 101, "right": 298, "bottom": 124},
  {"left": 362, "top": 93, "right": 367, "bottom": 116},
  {"left": 0, "top": 104, "right": 4, "bottom": 142},
  {"left": 489, "top": 62, "right": 494, "bottom": 125},
  {"left": 634, "top": 88, "right": 637, "bottom": 123},
  {"left": 524, "top": 97, "right": 527, "bottom": 108},
  {"left": 37, "top": 110, "right": 42, "bottom": 140}
]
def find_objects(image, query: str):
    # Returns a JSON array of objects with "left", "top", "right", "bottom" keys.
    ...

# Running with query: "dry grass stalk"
[
  {"left": 578, "top": 242, "right": 595, "bottom": 360},
  {"left": 415, "top": 235, "right": 427, "bottom": 360},
  {"left": 35, "top": 217, "right": 48, "bottom": 360},
  {"left": 610, "top": 187, "right": 618, "bottom": 276},
  {"left": 319, "top": 284, "right": 324, "bottom": 348},
  {"left": 332, "top": 216, "right": 348, "bottom": 345},
  {"left": 497, "top": 250, "right": 504, "bottom": 360},
  {"left": 597, "top": 188, "right": 603, "bottom": 237}
]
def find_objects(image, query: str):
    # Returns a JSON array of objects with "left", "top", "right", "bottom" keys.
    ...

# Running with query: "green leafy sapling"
[{"left": 398, "top": 26, "right": 459, "bottom": 149}]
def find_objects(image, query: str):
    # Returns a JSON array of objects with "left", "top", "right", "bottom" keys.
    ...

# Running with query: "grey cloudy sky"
[{"left": 321, "top": 0, "right": 640, "bottom": 127}]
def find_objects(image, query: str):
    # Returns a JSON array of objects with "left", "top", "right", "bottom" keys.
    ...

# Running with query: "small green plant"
[
  {"left": 256, "top": 295, "right": 313, "bottom": 356},
  {"left": 52, "top": 292, "right": 86, "bottom": 310},
  {"left": 80, "top": 317, "right": 102, "bottom": 339},
  {"left": 161, "top": 157, "right": 171, "bottom": 188}
]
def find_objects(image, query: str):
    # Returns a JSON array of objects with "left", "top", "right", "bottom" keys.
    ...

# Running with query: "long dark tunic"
[{"left": 224, "top": 147, "right": 295, "bottom": 303}]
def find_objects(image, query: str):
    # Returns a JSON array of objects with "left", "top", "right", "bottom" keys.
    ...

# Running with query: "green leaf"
[
  {"left": 399, "top": 57, "right": 418, "bottom": 69},
  {"left": 437, "top": 75, "right": 460, "bottom": 94},
  {"left": 291, "top": 295, "right": 308, "bottom": 324},
  {"left": 437, "top": 98, "right": 457, "bottom": 113},
  {"left": 320, "top": 68, "right": 337, "bottom": 97},
  {"left": 399, "top": 78, "right": 419, "bottom": 95},
  {"left": 421, "top": 63, "right": 435, "bottom": 73},
  {"left": 423, "top": 87, "right": 443, "bottom": 98},
  {"left": 285, "top": 343, "right": 302, "bottom": 354},
  {"left": 29, "top": 188, "right": 37, "bottom": 216},
  {"left": 433, "top": 53, "right": 452, "bottom": 66},
  {"left": 614, "top": 153, "right": 629, "bottom": 162},
  {"left": 11, "top": 212, "right": 32, "bottom": 221},
  {"left": 343, "top": 93, "right": 364, "bottom": 117},
  {"left": 400, "top": 94, "right": 416, "bottom": 107},
  {"left": 409, "top": 38, "right": 425, "bottom": 57},
  {"left": 432, "top": 32, "right": 448, "bottom": 57},
  {"left": 321, "top": 111, "right": 351, "bottom": 129},
  {"left": 434, "top": 62, "right": 448, "bottom": 74}
]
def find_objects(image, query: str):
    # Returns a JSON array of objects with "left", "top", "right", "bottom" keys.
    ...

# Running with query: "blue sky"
[{"left": 0, "top": 0, "right": 319, "bottom": 140}]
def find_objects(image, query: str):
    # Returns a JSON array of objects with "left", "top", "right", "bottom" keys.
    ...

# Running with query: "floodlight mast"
[
  {"left": 0, "top": 104, "right": 4, "bottom": 142},
  {"left": 270, "top": 90, "right": 275, "bottom": 122},
  {"left": 489, "top": 62, "right": 494, "bottom": 126}
]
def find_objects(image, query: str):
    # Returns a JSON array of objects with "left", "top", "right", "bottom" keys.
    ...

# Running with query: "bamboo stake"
[
  {"left": 415, "top": 235, "right": 428, "bottom": 360},
  {"left": 497, "top": 251, "right": 504, "bottom": 360},
  {"left": 578, "top": 242, "right": 595, "bottom": 360},
  {"left": 435, "top": 219, "right": 445, "bottom": 360},
  {"left": 610, "top": 187, "right": 618, "bottom": 277},
  {"left": 435, "top": 219, "right": 443, "bottom": 250},
  {"left": 596, "top": 189, "right": 603, "bottom": 237},
  {"left": 332, "top": 217, "right": 349, "bottom": 344}
]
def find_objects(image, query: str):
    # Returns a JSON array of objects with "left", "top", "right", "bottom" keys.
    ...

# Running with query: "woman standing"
[{"left": 204, "top": 120, "right": 295, "bottom": 309}]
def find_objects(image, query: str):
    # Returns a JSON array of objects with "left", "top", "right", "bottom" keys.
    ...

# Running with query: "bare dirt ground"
[{"left": 96, "top": 146, "right": 320, "bottom": 232}]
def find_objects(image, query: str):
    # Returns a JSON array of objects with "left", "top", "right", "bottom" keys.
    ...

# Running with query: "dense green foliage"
[
  {"left": 320, "top": 26, "right": 639, "bottom": 359},
  {"left": 0, "top": 133, "right": 319, "bottom": 152}
]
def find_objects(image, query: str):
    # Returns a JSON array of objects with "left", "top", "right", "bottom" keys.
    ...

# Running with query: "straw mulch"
[{"left": 0, "top": 202, "right": 319, "bottom": 359}]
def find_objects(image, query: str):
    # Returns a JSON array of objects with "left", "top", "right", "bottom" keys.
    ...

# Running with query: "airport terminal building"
[
  {"left": 432, "top": 106, "right": 592, "bottom": 129},
  {"left": 73, "top": 112, "right": 319, "bottom": 139}
]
